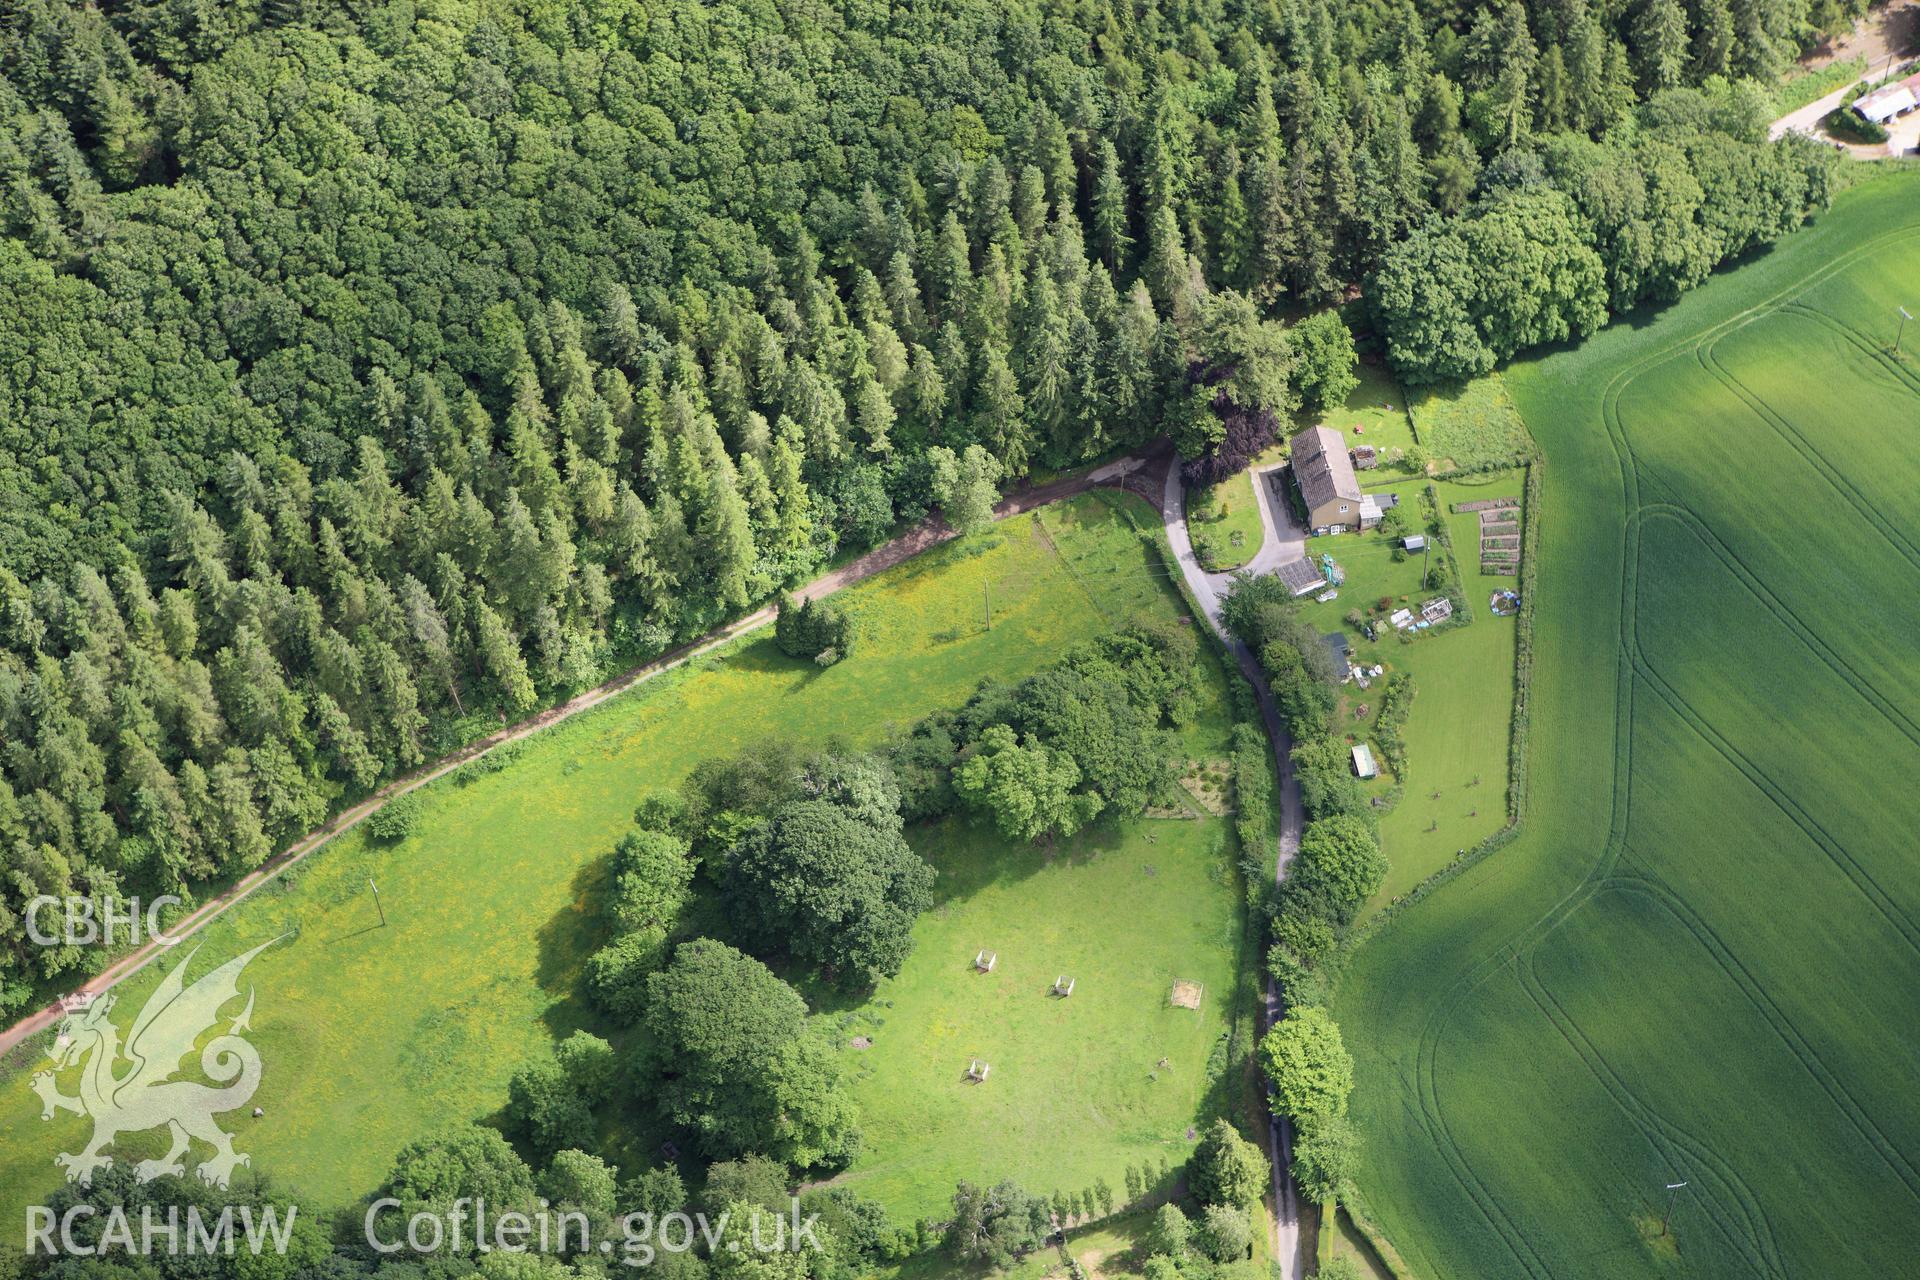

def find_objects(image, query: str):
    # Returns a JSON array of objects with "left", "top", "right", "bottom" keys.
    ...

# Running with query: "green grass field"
[
  {"left": 1187, "top": 469, "right": 1266, "bottom": 571},
  {"left": 830, "top": 496, "right": 1260, "bottom": 1227},
  {"left": 832, "top": 811, "right": 1249, "bottom": 1223},
  {"left": 1335, "top": 170, "right": 1920, "bottom": 1280},
  {"left": 0, "top": 494, "right": 1255, "bottom": 1225},
  {"left": 1407, "top": 374, "right": 1535, "bottom": 473}
]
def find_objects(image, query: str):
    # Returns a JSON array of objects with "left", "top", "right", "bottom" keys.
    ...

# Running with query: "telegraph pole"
[
  {"left": 368, "top": 878, "right": 387, "bottom": 928},
  {"left": 1660, "top": 1181, "right": 1688, "bottom": 1237},
  {"left": 983, "top": 580, "right": 992, "bottom": 631}
]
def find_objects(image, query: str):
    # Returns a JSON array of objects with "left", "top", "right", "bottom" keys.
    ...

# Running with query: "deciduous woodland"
[{"left": 0, "top": 0, "right": 1846, "bottom": 1011}]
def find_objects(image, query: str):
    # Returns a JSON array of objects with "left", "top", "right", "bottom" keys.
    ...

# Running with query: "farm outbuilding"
[
  {"left": 1855, "top": 72, "right": 1920, "bottom": 124},
  {"left": 1276, "top": 558, "right": 1327, "bottom": 597},
  {"left": 1352, "top": 743, "right": 1378, "bottom": 779},
  {"left": 1403, "top": 534, "right": 1427, "bottom": 552}
]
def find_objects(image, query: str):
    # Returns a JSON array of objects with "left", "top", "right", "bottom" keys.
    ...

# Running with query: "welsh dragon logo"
[{"left": 30, "top": 938, "right": 281, "bottom": 1189}]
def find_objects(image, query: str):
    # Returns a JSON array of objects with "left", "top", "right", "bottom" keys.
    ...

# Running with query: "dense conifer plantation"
[{"left": 0, "top": 0, "right": 1844, "bottom": 1010}]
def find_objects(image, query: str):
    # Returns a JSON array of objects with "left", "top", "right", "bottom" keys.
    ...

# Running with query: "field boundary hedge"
[
  {"left": 1338, "top": 1195, "right": 1422, "bottom": 1280},
  {"left": 1421, "top": 482, "right": 1474, "bottom": 625}
]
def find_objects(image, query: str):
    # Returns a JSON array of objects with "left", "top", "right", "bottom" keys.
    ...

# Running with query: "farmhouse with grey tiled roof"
[{"left": 1289, "top": 425, "right": 1372, "bottom": 533}]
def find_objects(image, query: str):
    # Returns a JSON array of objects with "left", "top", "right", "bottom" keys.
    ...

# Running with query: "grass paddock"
[
  {"left": 832, "top": 811, "right": 1249, "bottom": 1224},
  {"left": 0, "top": 494, "right": 1257, "bottom": 1240}
]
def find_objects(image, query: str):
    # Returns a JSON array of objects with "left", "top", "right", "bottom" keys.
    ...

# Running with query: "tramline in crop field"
[{"left": 1336, "top": 172, "right": 1920, "bottom": 1280}]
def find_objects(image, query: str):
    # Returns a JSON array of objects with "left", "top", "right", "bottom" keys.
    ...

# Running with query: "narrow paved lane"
[
  {"left": 1160, "top": 464, "right": 1307, "bottom": 1280},
  {"left": 1769, "top": 56, "right": 1920, "bottom": 150},
  {"left": 1224, "top": 464, "right": 1307, "bottom": 581}
]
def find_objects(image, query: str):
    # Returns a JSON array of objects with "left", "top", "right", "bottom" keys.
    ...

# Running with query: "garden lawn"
[
  {"left": 1186, "top": 469, "right": 1266, "bottom": 571},
  {"left": 1257, "top": 361, "right": 1420, "bottom": 483},
  {"left": 0, "top": 494, "right": 1244, "bottom": 1218},
  {"left": 1337, "top": 361, "right": 1422, "bottom": 481},
  {"left": 1284, "top": 475, "right": 1521, "bottom": 912},
  {"left": 1334, "top": 170, "right": 1920, "bottom": 1280}
]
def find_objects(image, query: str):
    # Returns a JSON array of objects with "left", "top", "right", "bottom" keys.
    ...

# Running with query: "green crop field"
[
  {"left": 0, "top": 494, "right": 1255, "bottom": 1223},
  {"left": 1335, "top": 170, "right": 1920, "bottom": 1280}
]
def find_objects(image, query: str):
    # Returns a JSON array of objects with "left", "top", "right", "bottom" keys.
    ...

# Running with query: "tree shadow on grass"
[
  {"left": 784, "top": 814, "right": 1136, "bottom": 1017},
  {"left": 533, "top": 854, "right": 614, "bottom": 1043},
  {"left": 915, "top": 814, "right": 1134, "bottom": 912},
  {"left": 524, "top": 855, "right": 684, "bottom": 1177},
  {"left": 1605, "top": 238, "right": 1791, "bottom": 338},
  {"left": 703, "top": 630, "right": 900, "bottom": 698},
  {"left": 1894, "top": 5, "right": 1920, "bottom": 57},
  {"left": 704, "top": 634, "right": 808, "bottom": 678}
]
